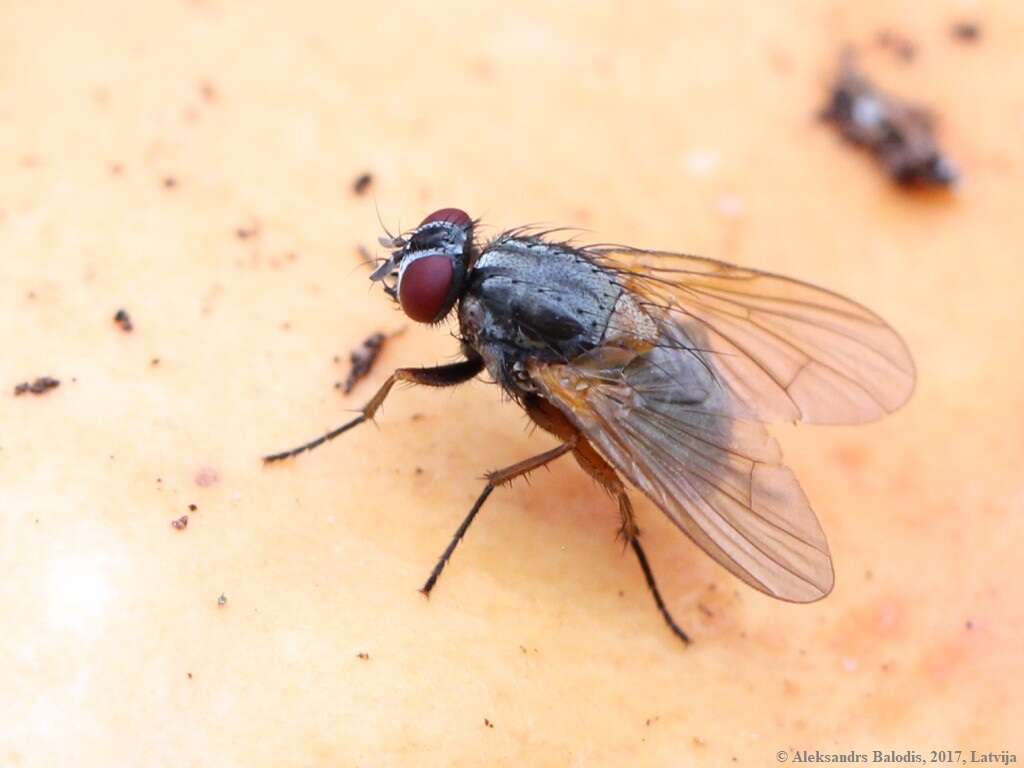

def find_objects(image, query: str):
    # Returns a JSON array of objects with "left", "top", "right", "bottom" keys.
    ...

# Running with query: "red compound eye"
[
  {"left": 420, "top": 207, "right": 472, "bottom": 229},
  {"left": 398, "top": 255, "right": 454, "bottom": 323}
]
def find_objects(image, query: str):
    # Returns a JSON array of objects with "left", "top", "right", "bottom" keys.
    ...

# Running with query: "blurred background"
[{"left": 1, "top": 1, "right": 1021, "bottom": 765}]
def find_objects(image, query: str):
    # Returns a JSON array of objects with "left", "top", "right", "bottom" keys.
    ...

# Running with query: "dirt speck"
[
  {"left": 484, "top": 718, "right": 494, "bottom": 729},
  {"left": 194, "top": 467, "right": 220, "bottom": 487},
  {"left": 352, "top": 172, "right": 374, "bottom": 196},
  {"left": 217, "top": 593, "right": 227, "bottom": 607},
  {"left": 235, "top": 221, "right": 261, "bottom": 240},
  {"left": 199, "top": 80, "right": 219, "bottom": 102},
  {"left": 162, "top": 176, "right": 178, "bottom": 190},
  {"left": 356, "top": 652, "right": 370, "bottom": 660},
  {"left": 821, "top": 54, "right": 958, "bottom": 187},
  {"left": 342, "top": 331, "right": 399, "bottom": 394},
  {"left": 113, "top": 308, "right": 133, "bottom": 332},
  {"left": 875, "top": 29, "right": 916, "bottom": 62},
  {"left": 952, "top": 21, "right": 980, "bottom": 43},
  {"left": 14, "top": 377, "right": 60, "bottom": 396},
  {"left": 188, "top": 503, "right": 198, "bottom": 512},
  {"left": 171, "top": 515, "right": 189, "bottom": 530}
]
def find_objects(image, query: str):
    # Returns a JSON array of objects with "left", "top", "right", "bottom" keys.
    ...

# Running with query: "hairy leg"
[
  {"left": 525, "top": 395, "right": 691, "bottom": 645},
  {"left": 421, "top": 440, "right": 577, "bottom": 595},
  {"left": 263, "top": 357, "right": 484, "bottom": 462}
]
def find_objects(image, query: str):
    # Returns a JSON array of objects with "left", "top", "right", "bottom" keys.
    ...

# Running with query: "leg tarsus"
[
  {"left": 629, "top": 536, "right": 692, "bottom": 646},
  {"left": 559, "top": 426, "right": 691, "bottom": 646}
]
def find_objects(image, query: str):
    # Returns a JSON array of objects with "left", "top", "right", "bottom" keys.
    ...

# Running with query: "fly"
[{"left": 264, "top": 208, "right": 916, "bottom": 645}]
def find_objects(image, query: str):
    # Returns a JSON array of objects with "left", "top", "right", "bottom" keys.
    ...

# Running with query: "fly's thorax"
[{"left": 461, "top": 237, "right": 639, "bottom": 356}]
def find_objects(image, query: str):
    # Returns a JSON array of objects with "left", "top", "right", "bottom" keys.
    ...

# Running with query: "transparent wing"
[
  {"left": 530, "top": 346, "right": 834, "bottom": 603},
  {"left": 589, "top": 248, "right": 916, "bottom": 424}
]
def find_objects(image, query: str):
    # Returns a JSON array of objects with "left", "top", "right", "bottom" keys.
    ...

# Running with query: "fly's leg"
[
  {"left": 262, "top": 357, "right": 484, "bottom": 462},
  {"left": 580, "top": 444, "right": 691, "bottom": 645},
  {"left": 420, "top": 440, "right": 577, "bottom": 596},
  {"left": 524, "top": 395, "right": 691, "bottom": 646}
]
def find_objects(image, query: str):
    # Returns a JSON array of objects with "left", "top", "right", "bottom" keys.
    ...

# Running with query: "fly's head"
[{"left": 370, "top": 208, "right": 475, "bottom": 324}]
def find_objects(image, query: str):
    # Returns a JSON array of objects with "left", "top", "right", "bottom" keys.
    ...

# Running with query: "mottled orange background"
[{"left": 2, "top": 1, "right": 1021, "bottom": 765}]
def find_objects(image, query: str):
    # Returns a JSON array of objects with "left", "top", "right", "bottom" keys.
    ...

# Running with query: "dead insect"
[
  {"left": 265, "top": 208, "right": 916, "bottom": 644},
  {"left": 822, "top": 55, "right": 958, "bottom": 186}
]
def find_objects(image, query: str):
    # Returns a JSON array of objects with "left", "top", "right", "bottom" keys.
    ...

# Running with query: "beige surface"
[{"left": 2, "top": 1, "right": 1022, "bottom": 765}]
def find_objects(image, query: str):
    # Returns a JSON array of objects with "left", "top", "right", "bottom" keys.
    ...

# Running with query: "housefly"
[{"left": 264, "top": 208, "right": 916, "bottom": 644}]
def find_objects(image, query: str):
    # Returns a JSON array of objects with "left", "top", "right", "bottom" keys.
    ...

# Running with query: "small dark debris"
[
  {"left": 187, "top": 672, "right": 193, "bottom": 679},
  {"left": 342, "top": 331, "right": 395, "bottom": 394},
  {"left": 113, "top": 308, "right": 133, "bottom": 332},
  {"left": 965, "top": 619, "right": 974, "bottom": 630},
  {"left": 217, "top": 593, "right": 227, "bottom": 607},
  {"left": 171, "top": 515, "right": 189, "bottom": 530},
  {"left": 188, "top": 503, "right": 198, "bottom": 512},
  {"left": 151, "top": 357, "right": 161, "bottom": 366},
  {"left": 952, "top": 21, "right": 980, "bottom": 42},
  {"left": 356, "top": 652, "right": 370, "bottom": 660},
  {"left": 199, "top": 80, "right": 219, "bottom": 102},
  {"left": 876, "top": 29, "right": 916, "bottom": 62},
  {"left": 414, "top": 467, "right": 423, "bottom": 476},
  {"left": 194, "top": 467, "right": 220, "bottom": 487},
  {"left": 14, "top": 377, "right": 60, "bottom": 396},
  {"left": 484, "top": 718, "right": 494, "bottom": 729},
  {"left": 645, "top": 717, "right": 659, "bottom": 727},
  {"left": 821, "top": 55, "right": 958, "bottom": 187},
  {"left": 235, "top": 223, "right": 260, "bottom": 240},
  {"left": 352, "top": 172, "right": 373, "bottom": 196},
  {"left": 162, "top": 176, "right": 178, "bottom": 189}
]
